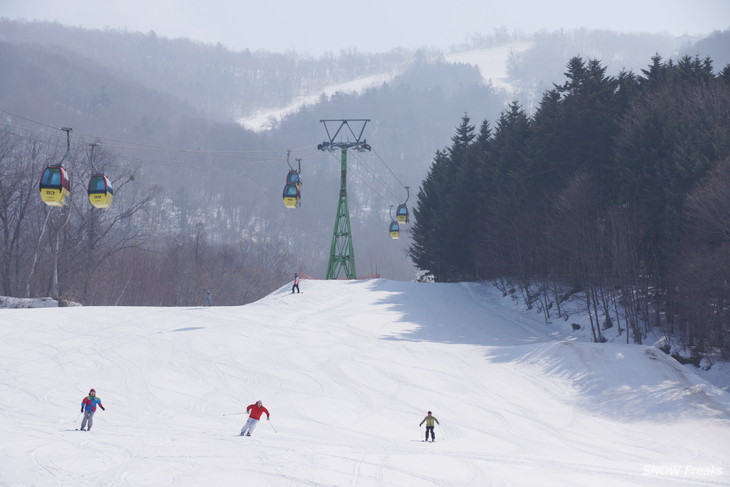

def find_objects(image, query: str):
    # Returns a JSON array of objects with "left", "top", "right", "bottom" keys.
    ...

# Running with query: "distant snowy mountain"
[
  {"left": 238, "top": 42, "right": 532, "bottom": 132},
  {"left": 238, "top": 71, "right": 402, "bottom": 131},
  {"left": 2, "top": 279, "right": 728, "bottom": 486}
]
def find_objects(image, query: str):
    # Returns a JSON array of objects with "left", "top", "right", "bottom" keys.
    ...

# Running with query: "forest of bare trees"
[{"left": 0, "top": 129, "right": 295, "bottom": 306}]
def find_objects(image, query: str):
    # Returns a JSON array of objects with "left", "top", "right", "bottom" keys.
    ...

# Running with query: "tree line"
[
  {"left": 0, "top": 130, "right": 295, "bottom": 306},
  {"left": 0, "top": 19, "right": 414, "bottom": 122},
  {"left": 409, "top": 55, "right": 730, "bottom": 357}
]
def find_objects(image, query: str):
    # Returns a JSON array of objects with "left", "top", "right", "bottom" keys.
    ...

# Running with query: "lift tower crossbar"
[{"left": 318, "top": 119, "right": 371, "bottom": 280}]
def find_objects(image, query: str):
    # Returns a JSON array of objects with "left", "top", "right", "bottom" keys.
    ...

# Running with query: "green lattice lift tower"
[{"left": 317, "top": 119, "right": 371, "bottom": 279}]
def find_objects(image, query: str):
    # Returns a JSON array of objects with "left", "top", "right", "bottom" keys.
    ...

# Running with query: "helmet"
[
  {"left": 256, "top": 400, "right": 262, "bottom": 406},
  {"left": 427, "top": 411, "right": 432, "bottom": 414},
  {"left": 89, "top": 389, "right": 96, "bottom": 394}
]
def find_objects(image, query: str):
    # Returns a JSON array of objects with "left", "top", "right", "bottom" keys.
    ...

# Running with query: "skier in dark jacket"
[
  {"left": 80, "top": 388, "right": 105, "bottom": 431},
  {"left": 291, "top": 273, "right": 300, "bottom": 294},
  {"left": 419, "top": 411, "right": 439, "bottom": 442}
]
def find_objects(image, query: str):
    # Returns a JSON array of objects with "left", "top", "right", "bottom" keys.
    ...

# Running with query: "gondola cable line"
[
  {"left": 325, "top": 150, "right": 405, "bottom": 237},
  {"left": 349, "top": 150, "right": 412, "bottom": 228},
  {"left": 0, "top": 106, "right": 319, "bottom": 165},
  {"left": 8, "top": 106, "right": 412, "bottom": 241}
]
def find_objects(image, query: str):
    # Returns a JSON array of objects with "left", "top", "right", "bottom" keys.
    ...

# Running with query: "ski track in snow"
[{"left": 1, "top": 279, "right": 729, "bottom": 486}]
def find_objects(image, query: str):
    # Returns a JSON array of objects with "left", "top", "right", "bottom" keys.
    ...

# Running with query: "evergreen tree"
[
  {"left": 409, "top": 150, "right": 451, "bottom": 280},
  {"left": 474, "top": 102, "right": 532, "bottom": 279},
  {"left": 614, "top": 55, "right": 730, "bottom": 276},
  {"left": 441, "top": 115, "right": 477, "bottom": 280},
  {"left": 410, "top": 52, "right": 730, "bottom": 353}
]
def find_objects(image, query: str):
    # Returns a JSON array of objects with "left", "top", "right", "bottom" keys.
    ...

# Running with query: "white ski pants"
[{"left": 241, "top": 417, "right": 259, "bottom": 436}]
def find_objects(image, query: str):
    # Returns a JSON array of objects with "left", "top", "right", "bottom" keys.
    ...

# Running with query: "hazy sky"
[{"left": 3, "top": 0, "right": 729, "bottom": 54}]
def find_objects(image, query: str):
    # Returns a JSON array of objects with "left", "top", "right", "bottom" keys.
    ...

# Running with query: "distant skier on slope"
[
  {"left": 240, "top": 400, "right": 270, "bottom": 436},
  {"left": 291, "top": 273, "right": 300, "bottom": 294},
  {"left": 419, "top": 411, "right": 439, "bottom": 442},
  {"left": 204, "top": 291, "right": 213, "bottom": 306},
  {"left": 80, "top": 388, "right": 105, "bottom": 431}
]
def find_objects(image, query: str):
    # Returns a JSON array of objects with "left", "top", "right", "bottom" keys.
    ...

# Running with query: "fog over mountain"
[
  {"left": 3, "top": 0, "right": 728, "bottom": 54},
  {"left": 0, "top": 18, "right": 727, "bottom": 303}
]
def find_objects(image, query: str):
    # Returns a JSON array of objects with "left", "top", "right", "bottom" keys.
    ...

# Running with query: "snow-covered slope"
[
  {"left": 445, "top": 41, "right": 532, "bottom": 90},
  {"left": 1, "top": 279, "right": 728, "bottom": 486},
  {"left": 238, "top": 43, "right": 531, "bottom": 132},
  {"left": 238, "top": 71, "right": 401, "bottom": 131}
]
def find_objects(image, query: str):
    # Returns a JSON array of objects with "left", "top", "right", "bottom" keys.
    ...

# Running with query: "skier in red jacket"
[{"left": 240, "top": 400, "right": 270, "bottom": 436}]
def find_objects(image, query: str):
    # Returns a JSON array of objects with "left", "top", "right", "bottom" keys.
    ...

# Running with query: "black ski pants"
[{"left": 425, "top": 426, "right": 435, "bottom": 441}]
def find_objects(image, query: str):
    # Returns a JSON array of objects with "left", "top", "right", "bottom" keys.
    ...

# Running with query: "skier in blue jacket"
[{"left": 80, "top": 388, "right": 105, "bottom": 431}]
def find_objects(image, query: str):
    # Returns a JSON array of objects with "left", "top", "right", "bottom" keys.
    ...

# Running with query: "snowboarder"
[
  {"left": 419, "top": 411, "right": 439, "bottom": 442},
  {"left": 204, "top": 291, "right": 213, "bottom": 306},
  {"left": 80, "top": 388, "right": 105, "bottom": 431},
  {"left": 240, "top": 400, "right": 270, "bottom": 436},
  {"left": 291, "top": 273, "right": 300, "bottom": 294}
]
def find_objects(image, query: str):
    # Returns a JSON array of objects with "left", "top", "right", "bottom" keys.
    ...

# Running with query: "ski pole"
[
  {"left": 74, "top": 412, "right": 82, "bottom": 423},
  {"left": 268, "top": 418, "right": 278, "bottom": 433},
  {"left": 222, "top": 412, "right": 245, "bottom": 416}
]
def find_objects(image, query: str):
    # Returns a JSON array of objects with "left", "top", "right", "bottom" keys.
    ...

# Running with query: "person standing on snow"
[
  {"left": 204, "top": 291, "right": 213, "bottom": 306},
  {"left": 240, "top": 400, "right": 270, "bottom": 436},
  {"left": 419, "top": 411, "right": 440, "bottom": 442},
  {"left": 80, "top": 388, "right": 105, "bottom": 431},
  {"left": 291, "top": 273, "right": 300, "bottom": 294}
]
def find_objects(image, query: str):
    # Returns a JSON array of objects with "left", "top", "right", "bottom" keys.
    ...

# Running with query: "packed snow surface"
[{"left": 1, "top": 279, "right": 728, "bottom": 486}]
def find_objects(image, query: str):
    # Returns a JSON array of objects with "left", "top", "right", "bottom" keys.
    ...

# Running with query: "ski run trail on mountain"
[{"left": 1, "top": 279, "right": 728, "bottom": 486}]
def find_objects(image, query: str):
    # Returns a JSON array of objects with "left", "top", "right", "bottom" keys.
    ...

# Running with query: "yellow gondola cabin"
[
  {"left": 87, "top": 174, "right": 114, "bottom": 208},
  {"left": 389, "top": 221, "right": 400, "bottom": 239},
  {"left": 39, "top": 166, "right": 71, "bottom": 206},
  {"left": 396, "top": 203, "right": 409, "bottom": 224},
  {"left": 283, "top": 183, "right": 300, "bottom": 208}
]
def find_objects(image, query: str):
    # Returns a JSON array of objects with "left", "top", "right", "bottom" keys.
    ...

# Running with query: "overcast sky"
[{"left": 3, "top": 0, "right": 729, "bottom": 54}]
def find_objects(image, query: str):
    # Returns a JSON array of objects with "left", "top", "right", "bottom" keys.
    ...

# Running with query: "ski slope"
[
  {"left": 238, "top": 43, "right": 532, "bottom": 131},
  {"left": 1, "top": 279, "right": 728, "bottom": 486}
]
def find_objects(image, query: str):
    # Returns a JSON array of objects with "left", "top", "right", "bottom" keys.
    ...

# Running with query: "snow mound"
[
  {"left": 507, "top": 340, "right": 730, "bottom": 421},
  {"left": 0, "top": 296, "right": 59, "bottom": 308}
]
